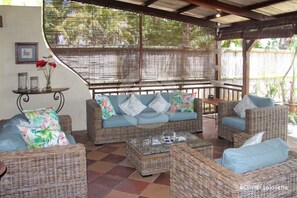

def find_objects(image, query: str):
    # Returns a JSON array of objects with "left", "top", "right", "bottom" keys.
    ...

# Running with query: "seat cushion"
[
  {"left": 221, "top": 138, "right": 289, "bottom": 174},
  {"left": 248, "top": 94, "right": 275, "bottom": 107},
  {"left": 136, "top": 112, "right": 169, "bottom": 125},
  {"left": 103, "top": 115, "right": 137, "bottom": 128},
  {"left": 166, "top": 112, "right": 197, "bottom": 121},
  {"left": 221, "top": 116, "right": 246, "bottom": 131}
]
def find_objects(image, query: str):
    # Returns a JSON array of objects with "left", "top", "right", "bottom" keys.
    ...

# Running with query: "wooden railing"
[{"left": 89, "top": 80, "right": 242, "bottom": 114}]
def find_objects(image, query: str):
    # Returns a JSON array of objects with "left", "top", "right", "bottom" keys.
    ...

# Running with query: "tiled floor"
[{"left": 72, "top": 117, "right": 297, "bottom": 198}]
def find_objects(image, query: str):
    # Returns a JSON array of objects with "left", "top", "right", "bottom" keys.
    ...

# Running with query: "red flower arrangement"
[{"left": 36, "top": 55, "right": 56, "bottom": 90}]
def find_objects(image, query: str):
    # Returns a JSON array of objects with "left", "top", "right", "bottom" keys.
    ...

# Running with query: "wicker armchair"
[
  {"left": 218, "top": 100, "right": 288, "bottom": 144},
  {"left": 0, "top": 115, "right": 88, "bottom": 197},
  {"left": 170, "top": 143, "right": 297, "bottom": 198}
]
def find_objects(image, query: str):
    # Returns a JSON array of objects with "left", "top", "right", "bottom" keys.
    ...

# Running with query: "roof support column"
[
  {"left": 242, "top": 38, "right": 256, "bottom": 95},
  {"left": 215, "top": 40, "right": 221, "bottom": 98}
]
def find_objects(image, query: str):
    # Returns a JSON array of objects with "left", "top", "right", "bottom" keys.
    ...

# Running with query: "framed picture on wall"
[{"left": 15, "top": 42, "right": 38, "bottom": 64}]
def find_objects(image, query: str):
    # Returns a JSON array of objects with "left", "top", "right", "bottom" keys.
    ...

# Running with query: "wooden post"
[
  {"left": 242, "top": 38, "right": 256, "bottom": 96},
  {"left": 215, "top": 40, "right": 221, "bottom": 98}
]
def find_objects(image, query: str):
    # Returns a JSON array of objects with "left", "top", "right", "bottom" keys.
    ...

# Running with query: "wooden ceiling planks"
[{"left": 73, "top": 0, "right": 297, "bottom": 39}]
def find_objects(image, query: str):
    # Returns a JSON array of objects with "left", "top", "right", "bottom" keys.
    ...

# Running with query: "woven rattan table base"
[{"left": 126, "top": 139, "right": 213, "bottom": 176}]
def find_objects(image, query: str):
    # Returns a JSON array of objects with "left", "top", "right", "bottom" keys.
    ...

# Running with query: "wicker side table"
[{"left": 126, "top": 133, "right": 213, "bottom": 176}]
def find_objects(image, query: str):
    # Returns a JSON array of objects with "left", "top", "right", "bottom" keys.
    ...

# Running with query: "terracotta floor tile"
[
  {"left": 88, "top": 161, "right": 116, "bottom": 173},
  {"left": 115, "top": 178, "right": 150, "bottom": 195},
  {"left": 108, "top": 142, "right": 126, "bottom": 148},
  {"left": 100, "top": 154, "right": 126, "bottom": 164},
  {"left": 105, "top": 190, "right": 139, "bottom": 198},
  {"left": 106, "top": 165, "right": 136, "bottom": 178},
  {"left": 87, "top": 150, "right": 109, "bottom": 161},
  {"left": 119, "top": 158, "right": 134, "bottom": 167},
  {"left": 140, "top": 183, "right": 170, "bottom": 198},
  {"left": 88, "top": 182, "right": 112, "bottom": 198},
  {"left": 87, "top": 170, "right": 102, "bottom": 183},
  {"left": 129, "top": 171, "right": 159, "bottom": 183},
  {"left": 97, "top": 145, "right": 119, "bottom": 153},
  {"left": 153, "top": 173, "right": 170, "bottom": 186},
  {"left": 111, "top": 146, "right": 127, "bottom": 156},
  {"left": 92, "top": 174, "right": 125, "bottom": 189},
  {"left": 87, "top": 159, "right": 97, "bottom": 166}
]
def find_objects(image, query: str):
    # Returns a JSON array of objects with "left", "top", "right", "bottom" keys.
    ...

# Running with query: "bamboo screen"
[{"left": 43, "top": 0, "right": 216, "bottom": 84}]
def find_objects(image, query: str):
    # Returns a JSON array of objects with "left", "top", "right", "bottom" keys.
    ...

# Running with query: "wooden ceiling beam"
[
  {"left": 205, "top": 0, "right": 285, "bottom": 21},
  {"left": 182, "top": 0, "right": 274, "bottom": 21},
  {"left": 219, "top": 15, "right": 297, "bottom": 34},
  {"left": 72, "top": 0, "right": 217, "bottom": 28},
  {"left": 176, "top": 4, "right": 198, "bottom": 14},
  {"left": 245, "top": 0, "right": 287, "bottom": 10},
  {"left": 143, "top": 0, "right": 158, "bottom": 7},
  {"left": 218, "top": 28, "right": 295, "bottom": 40}
]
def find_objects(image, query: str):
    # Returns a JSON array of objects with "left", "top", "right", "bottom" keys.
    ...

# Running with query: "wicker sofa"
[
  {"left": 87, "top": 93, "right": 203, "bottom": 145},
  {"left": 218, "top": 95, "right": 288, "bottom": 143},
  {"left": 170, "top": 143, "right": 297, "bottom": 198},
  {"left": 0, "top": 115, "right": 88, "bottom": 197}
]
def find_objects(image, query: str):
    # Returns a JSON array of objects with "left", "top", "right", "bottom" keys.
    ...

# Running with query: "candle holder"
[
  {"left": 30, "top": 76, "right": 39, "bottom": 91},
  {"left": 18, "top": 72, "right": 28, "bottom": 91}
]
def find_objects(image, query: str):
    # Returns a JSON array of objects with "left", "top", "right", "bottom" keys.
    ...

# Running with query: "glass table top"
[{"left": 127, "top": 131, "right": 212, "bottom": 156}]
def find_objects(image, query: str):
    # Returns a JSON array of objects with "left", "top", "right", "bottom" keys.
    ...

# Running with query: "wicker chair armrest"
[
  {"left": 0, "top": 143, "right": 87, "bottom": 197},
  {"left": 170, "top": 143, "right": 246, "bottom": 197},
  {"left": 58, "top": 114, "right": 72, "bottom": 135},
  {"left": 245, "top": 105, "right": 288, "bottom": 141},
  {"left": 194, "top": 98, "right": 203, "bottom": 118},
  {"left": 218, "top": 101, "right": 239, "bottom": 121},
  {"left": 86, "top": 99, "right": 103, "bottom": 128},
  {"left": 233, "top": 132, "right": 251, "bottom": 148}
]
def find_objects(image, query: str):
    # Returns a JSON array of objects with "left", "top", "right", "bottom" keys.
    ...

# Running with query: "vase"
[{"left": 45, "top": 76, "right": 52, "bottom": 91}]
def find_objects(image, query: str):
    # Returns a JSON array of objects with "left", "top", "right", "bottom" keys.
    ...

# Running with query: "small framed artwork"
[{"left": 15, "top": 42, "right": 38, "bottom": 64}]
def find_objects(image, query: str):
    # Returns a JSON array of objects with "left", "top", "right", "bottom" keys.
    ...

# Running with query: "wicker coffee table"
[{"left": 126, "top": 132, "right": 213, "bottom": 176}]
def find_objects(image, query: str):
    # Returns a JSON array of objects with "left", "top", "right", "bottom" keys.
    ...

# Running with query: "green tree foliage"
[{"left": 44, "top": 0, "right": 213, "bottom": 48}]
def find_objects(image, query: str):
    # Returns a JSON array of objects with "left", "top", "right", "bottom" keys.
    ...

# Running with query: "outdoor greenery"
[{"left": 44, "top": 0, "right": 214, "bottom": 48}]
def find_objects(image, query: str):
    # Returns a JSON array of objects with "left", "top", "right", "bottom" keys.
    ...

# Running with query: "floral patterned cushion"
[
  {"left": 17, "top": 122, "right": 69, "bottom": 149},
  {"left": 171, "top": 91, "right": 195, "bottom": 112},
  {"left": 95, "top": 95, "right": 117, "bottom": 120},
  {"left": 23, "top": 107, "right": 61, "bottom": 130}
]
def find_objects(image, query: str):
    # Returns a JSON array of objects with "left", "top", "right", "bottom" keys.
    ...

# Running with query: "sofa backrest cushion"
[
  {"left": 107, "top": 95, "right": 130, "bottom": 114},
  {"left": 3, "top": 113, "right": 29, "bottom": 128},
  {"left": 248, "top": 94, "right": 275, "bottom": 108},
  {"left": 221, "top": 138, "right": 288, "bottom": 174},
  {"left": 0, "top": 124, "right": 28, "bottom": 152},
  {"left": 107, "top": 93, "right": 174, "bottom": 114}
]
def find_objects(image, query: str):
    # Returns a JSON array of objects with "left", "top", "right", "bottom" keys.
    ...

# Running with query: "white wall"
[{"left": 0, "top": 5, "right": 91, "bottom": 131}]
